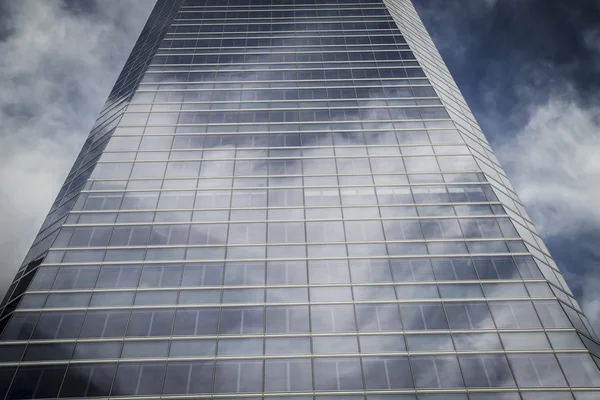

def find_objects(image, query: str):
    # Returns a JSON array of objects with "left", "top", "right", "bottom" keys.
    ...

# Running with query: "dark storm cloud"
[
  {"left": 415, "top": 0, "right": 600, "bottom": 130},
  {"left": 414, "top": 0, "right": 600, "bottom": 331}
]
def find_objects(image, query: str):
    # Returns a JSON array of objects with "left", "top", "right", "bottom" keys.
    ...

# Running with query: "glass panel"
[{"left": 507, "top": 354, "right": 567, "bottom": 387}]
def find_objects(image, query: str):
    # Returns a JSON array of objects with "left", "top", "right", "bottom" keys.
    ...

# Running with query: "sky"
[{"left": 0, "top": 0, "right": 599, "bottom": 332}]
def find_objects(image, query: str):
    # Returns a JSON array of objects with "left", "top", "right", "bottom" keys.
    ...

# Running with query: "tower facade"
[{"left": 1, "top": 0, "right": 600, "bottom": 399}]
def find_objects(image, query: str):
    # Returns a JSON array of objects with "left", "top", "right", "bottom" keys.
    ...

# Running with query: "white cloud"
[
  {"left": 497, "top": 92, "right": 600, "bottom": 236},
  {"left": 0, "top": 0, "right": 154, "bottom": 298},
  {"left": 496, "top": 91, "right": 600, "bottom": 332}
]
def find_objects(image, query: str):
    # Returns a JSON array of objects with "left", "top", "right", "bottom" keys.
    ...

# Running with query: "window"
[
  {"left": 473, "top": 256, "right": 520, "bottom": 280},
  {"left": 265, "top": 359, "right": 312, "bottom": 392},
  {"left": 458, "top": 355, "right": 516, "bottom": 387},
  {"left": 410, "top": 355, "right": 464, "bottom": 388},
  {"left": 138, "top": 264, "right": 182, "bottom": 287},
  {"left": 266, "top": 261, "right": 306, "bottom": 284},
  {"left": 507, "top": 354, "right": 566, "bottom": 387},
  {"left": 181, "top": 262, "right": 223, "bottom": 286},
  {"left": 173, "top": 308, "right": 219, "bottom": 336},
  {"left": 444, "top": 302, "right": 495, "bottom": 329},
  {"left": 32, "top": 312, "right": 84, "bottom": 339},
  {"left": 96, "top": 265, "right": 141, "bottom": 288},
  {"left": 163, "top": 361, "right": 214, "bottom": 394},
  {"left": 219, "top": 307, "right": 264, "bottom": 334},
  {"left": 60, "top": 364, "right": 117, "bottom": 397},
  {"left": 400, "top": 303, "right": 448, "bottom": 330},
  {"left": 356, "top": 304, "right": 403, "bottom": 331},
  {"left": 557, "top": 353, "right": 600, "bottom": 387},
  {"left": 224, "top": 261, "right": 265, "bottom": 285},
  {"left": 69, "top": 227, "right": 112, "bottom": 247},
  {"left": 109, "top": 226, "right": 151, "bottom": 246},
  {"left": 311, "top": 305, "right": 356, "bottom": 333},
  {"left": 489, "top": 301, "right": 541, "bottom": 329},
  {"left": 432, "top": 258, "right": 477, "bottom": 280},
  {"left": 308, "top": 260, "right": 350, "bottom": 283},
  {"left": 314, "top": 358, "right": 363, "bottom": 391},
  {"left": 363, "top": 356, "right": 413, "bottom": 389},
  {"left": 73, "top": 342, "right": 121, "bottom": 360},
  {"left": 421, "top": 219, "right": 462, "bottom": 239},
  {"left": 112, "top": 362, "right": 165, "bottom": 396},
  {"left": 266, "top": 305, "right": 309, "bottom": 334},
  {"left": 79, "top": 310, "right": 129, "bottom": 338},
  {"left": 390, "top": 258, "right": 435, "bottom": 282},
  {"left": 149, "top": 225, "right": 190, "bottom": 245},
  {"left": 214, "top": 360, "right": 263, "bottom": 393},
  {"left": 349, "top": 259, "right": 392, "bottom": 283},
  {"left": 268, "top": 222, "right": 305, "bottom": 243},
  {"left": 126, "top": 309, "right": 174, "bottom": 337},
  {"left": 8, "top": 365, "right": 66, "bottom": 399},
  {"left": 1, "top": 313, "right": 39, "bottom": 340}
]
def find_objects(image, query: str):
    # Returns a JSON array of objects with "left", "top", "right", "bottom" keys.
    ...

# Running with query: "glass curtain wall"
[{"left": 1, "top": 0, "right": 600, "bottom": 399}]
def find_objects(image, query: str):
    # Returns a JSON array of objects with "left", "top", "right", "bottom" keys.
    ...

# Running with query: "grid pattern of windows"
[{"left": 1, "top": 0, "right": 600, "bottom": 399}]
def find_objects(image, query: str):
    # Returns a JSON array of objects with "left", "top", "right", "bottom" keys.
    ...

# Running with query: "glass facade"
[{"left": 1, "top": 0, "right": 600, "bottom": 398}]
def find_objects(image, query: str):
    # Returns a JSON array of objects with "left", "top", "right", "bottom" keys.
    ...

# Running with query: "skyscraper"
[{"left": 1, "top": 0, "right": 600, "bottom": 398}]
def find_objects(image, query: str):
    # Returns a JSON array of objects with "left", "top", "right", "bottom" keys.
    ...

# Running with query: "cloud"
[
  {"left": 496, "top": 91, "right": 600, "bottom": 236},
  {"left": 495, "top": 91, "right": 600, "bottom": 333},
  {"left": 0, "top": 0, "right": 154, "bottom": 299},
  {"left": 412, "top": 0, "right": 600, "bottom": 333}
]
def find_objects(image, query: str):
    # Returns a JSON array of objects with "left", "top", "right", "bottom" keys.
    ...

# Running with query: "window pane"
[
  {"left": 163, "top": 361, "right": 214, "bottom": 394},
  {"left": 265, "top": 359, "right": 313, "bottom": 392},
  {"left": 459, "top": 355, "right": 516, "bottom": 387},
  {"left": 112, "top": 362, "right": 165, "bottom": 395},
  {"left": 214, "top": 360, "right": 263, "bottom": 393},
  {"left": 314, "top": 357, "right": 363, "bottom": 390},
  {"left": 507, "top": 354, "right": 567, "bottom": 387},
  {"left": 363, "top": 356, "right": 413, "bottom": 389},
  {"left": 8, "top": 365, "right": 66, "bottom": 399},
  {"left": 60, "top": 364, "right": 116, "bottom": 397},
  {"left": 410, "top": 355, "right": 464, "bottom": 388}
]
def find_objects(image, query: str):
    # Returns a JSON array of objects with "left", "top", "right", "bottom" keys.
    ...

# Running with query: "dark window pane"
[
  {"left": 173, "top": 308, "right": 219, "bottom": 336},
  {"left": 8, "top": 365, "right": 66, "bottom": 399},
  {"left": 23, "top": 343, "right": 74, "bottom": 362},
  {"left": 163, "top": 361, "right": 214, "bottom": 394},
  {"left": 126, "top": 309, "right": 174, "bottom": 337},
  {"left": 73, "top": 342, "right": 122, "bottom": 360},
  {"left": 1, "top": 313, "right": 38, "bottom": 340},
  {"left": 79, "top": 310, "right": 129, "bottom": 338},
  {"left": 363, "top": 356, "right": 413, "bottom": 389},
  {"left": 0, "top": 344, "right": 25, "bottom": 362},
  {"left": 60, "top": 363, "right": 117, "bottom": 397},
  {"left": 32, "top": 312, "right": 84, "bottom": 339},
  {"left": 111, "top": 362, "right": 165, "bottom": 396},
  {"left": 0, "top": 367, "right": 16, "bottom": 398}
]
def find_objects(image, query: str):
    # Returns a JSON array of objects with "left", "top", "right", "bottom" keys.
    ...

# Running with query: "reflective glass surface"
[{"left": 1, "top": 0, "right": 599, "bottom": 398}]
